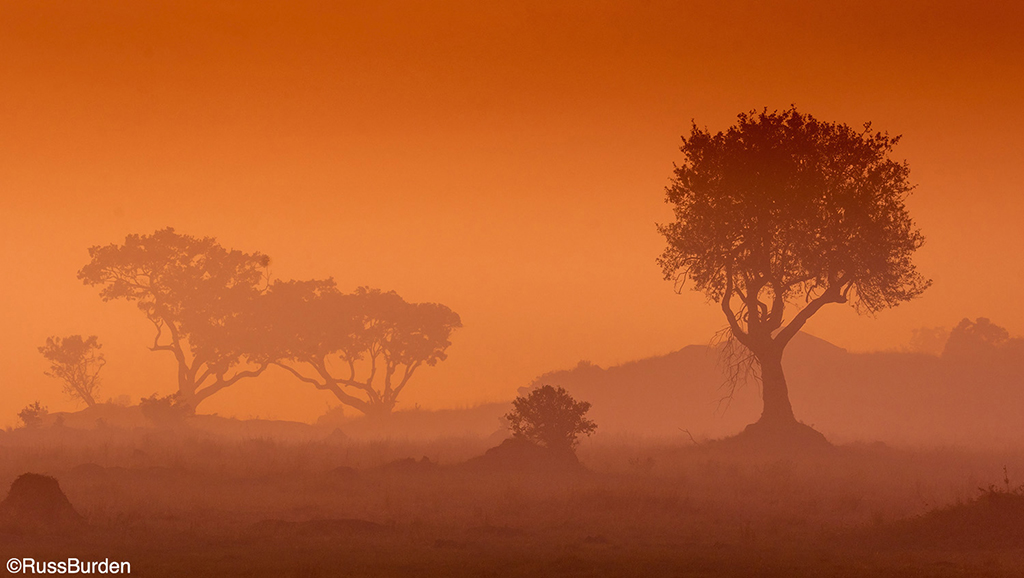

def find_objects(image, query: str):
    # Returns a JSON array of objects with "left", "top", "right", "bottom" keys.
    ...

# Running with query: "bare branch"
[
  {"left": 721, "top": 270, "right": 752, "bottom": 348},
  {"left": 679, "top": 428, "right": 707, "bottom": 449},
  {"left": 709, "top": 326, "right": 760, "bottom": 414},
  {"left": 192, "top": 363, "right": 268, "bottom": 406},
  {"left": 390, "top": 361, "right": 422, "bottom": 400}
]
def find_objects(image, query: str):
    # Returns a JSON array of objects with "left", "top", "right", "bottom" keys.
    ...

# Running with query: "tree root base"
[{"left": 709, "top": 418, "right": 833, "bottom": 455}]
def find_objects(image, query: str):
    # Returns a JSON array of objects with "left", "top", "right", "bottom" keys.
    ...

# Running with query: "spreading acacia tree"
[
  {"left": 78, "top": 228, "right": 271, "bottom": 412},
  {"left": 658, "top": 108, "right": 930, "bottom": 437},
  {"left": 260, "top": 279, "right": 462, "bottom": 417},
  {"left": 38, "top": 335, "right": 106, "bottom": 407}
]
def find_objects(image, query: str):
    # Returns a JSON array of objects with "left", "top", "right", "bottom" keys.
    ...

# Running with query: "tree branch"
[
  {"left": 774, "top": 280, "right": 848, "bottom": 348},
  {"left": 721, "top": 269, "right": 752, "bottom": 348},
  {"left": 274, "top": 362, "right": 371, "bottom": 413},
  {"left": 194, "top": 367, "right": 214, "bottom": 388},
  {"left": 276, "top": 361, "right": 329, "bottom": 388},
  {"left": 390, "top": 361, "right": 421, "bottom": 400},
  {"left": 192, "top": 363, "right": 269, "bottom": 406},
  {"left": 148, "top": 319, "right": 177, "bottom": 353}
]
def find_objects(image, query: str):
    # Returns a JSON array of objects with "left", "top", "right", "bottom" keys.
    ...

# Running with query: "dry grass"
[{"left": 1, "top": 427, "right": 1023, "bottom": 576}]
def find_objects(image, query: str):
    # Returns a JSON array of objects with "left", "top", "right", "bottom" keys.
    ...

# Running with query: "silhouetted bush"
[
  {"left": 505, "top": 385, "right": 596, "bottom": 452},
  {"left": 38, "top": 334, "right": 105, "bottom": 407},
  {"left": 17, "top": 401, "right": 48, "bottom": 428},
  {"left": 139, "top": 394, "right": 189, "bottom": 426}
]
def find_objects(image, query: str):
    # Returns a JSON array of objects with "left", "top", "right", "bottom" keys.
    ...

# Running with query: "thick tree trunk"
[
  {"left": 174, "top": 368, "right": 198, "bottom": 413},
  {"left": 174, "top": 373, "right": 204, "bottom": 415},
  {"left": 756, "top": 350, "right": 796, "bottom": 425},
  {"left": 176, "top": 391, "right": 199, "bottom": 414},
  {"left": 726, "top": 344, "right": 830, "bottom": 451}
]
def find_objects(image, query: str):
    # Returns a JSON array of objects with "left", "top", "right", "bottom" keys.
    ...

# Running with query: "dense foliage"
[{"left": 506, "top": 385, "right": 596, "bottom": 451}]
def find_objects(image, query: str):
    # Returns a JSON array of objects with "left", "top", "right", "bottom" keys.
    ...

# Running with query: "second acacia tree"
[{"left": 260, "top": 280, "right": 461, "bottom": 417}]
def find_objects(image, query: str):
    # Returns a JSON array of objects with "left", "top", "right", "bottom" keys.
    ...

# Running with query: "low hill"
[
  {"left": 13, "top": 331, "right": 1021, "bottom": 447},
  {"left": 527, "top": 332, "right": 1024, "bottom": 446}
]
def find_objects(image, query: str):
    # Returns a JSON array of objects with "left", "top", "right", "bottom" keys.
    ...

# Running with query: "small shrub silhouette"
[
  {"left": 139, "top": 394, "right": 190, "bottom": 426},
  {"left": 17, "top": 401, "right": 48, "bottom": 428},
  {"left": 505, "top": 385, "right": 596, "bottom": 452}
]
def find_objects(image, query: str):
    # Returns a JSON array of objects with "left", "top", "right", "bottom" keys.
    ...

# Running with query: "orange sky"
[{"left": 1, "top": 1, "right": 1022, "bottom": 426}]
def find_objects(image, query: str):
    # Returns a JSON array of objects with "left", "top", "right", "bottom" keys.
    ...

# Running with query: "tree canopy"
[
  {"left": 78, "top": 228, "right": 271, "bottom": 411},
  {"left": 658, "top": 107, "right": 930, "bottom": 429},
  {"left": 659, "top": 108, "right": 930, "bottom": 349},
  {"left": 260, "top": 279, "right": 462, "bottom": 416}
]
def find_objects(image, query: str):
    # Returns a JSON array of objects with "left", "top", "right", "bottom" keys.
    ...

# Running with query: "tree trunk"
[
  {"left": 730, "top": 344, "right": 830, "bottom": 450},
  {"left": 175, "top": 378, "right": 200, "bottom": 414},
  {"left": 756, "top": 349, "right": 796, "bottom": 425}
]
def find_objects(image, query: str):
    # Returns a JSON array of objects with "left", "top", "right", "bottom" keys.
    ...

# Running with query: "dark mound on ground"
[
  {"left": 877, "top": 490, "right": 1024, "bottom": 550},
  {"left": 0, "top": 473, "right": 84, "bottom": 535},
  {"left": 463, "top": 438, "right": 584, "bottom": 472},
  {"left": 709, "top": 419, "right": 833, "bottom": 455}
]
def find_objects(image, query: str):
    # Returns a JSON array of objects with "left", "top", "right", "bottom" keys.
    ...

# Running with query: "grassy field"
[{"left": 2, "top": 428, "right": 1023, "bottom": 577}]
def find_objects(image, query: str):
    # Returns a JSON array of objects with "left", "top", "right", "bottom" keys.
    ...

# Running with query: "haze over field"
[
  {"left": 2, "top": 0, "right": 1022, "bottom": 429},
  {"left": 6, "top": 4, "right": 1024, "bottom": 577}
]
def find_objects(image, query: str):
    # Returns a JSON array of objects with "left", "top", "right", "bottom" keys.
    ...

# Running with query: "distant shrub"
[
  {"left": 505, "top": 385, "right": 596, "bottom": 452},
  {"left": 17, "top": 401, "right": 48, "bottom": 428},
  {"left": 316, "top": 405, "right": 347, "bottom": 429},
  {"left": 139, "top": 394, "right": 189, "bottom": 426}
]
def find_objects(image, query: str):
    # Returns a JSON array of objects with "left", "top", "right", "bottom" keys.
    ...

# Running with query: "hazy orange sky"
[{"left": 2, "top": 1, "right": 1022, "bottom": 426}]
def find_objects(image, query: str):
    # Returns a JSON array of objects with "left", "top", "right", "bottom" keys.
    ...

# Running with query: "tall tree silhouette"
[
  {"left": 78, "top": 228, "right": 270, "bottom": 412},
  {"left": 38, "top": 335, "right": 105, "bottom": 407},
  {"left": 658, "top": 108, "right": 930, "bottom": 441},
  {"left": 260, "top": 279, "right": 462, "bottom": 417}
]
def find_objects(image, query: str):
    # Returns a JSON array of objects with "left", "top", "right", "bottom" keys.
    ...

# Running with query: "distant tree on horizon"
[
  {"left": 908, "top": 326, "right": 950, "bottom": 356},
  {"left": 942, "top": 317, "right": 1021, "bottom": 361},
  {"left": 38, "top": 335, "right": 105, "bottom": 407},
  {"left": 506, "top": 385, "right": 596, "bottom": 452},
  {"left": 658, "top": 107, "right": 930, "bottom": 442},
  {"left": 78, "top": 228, "right": 271, "bottom": 413},
  {"left": 258, "top": 279, "right": 462, "bottom": 417}
]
